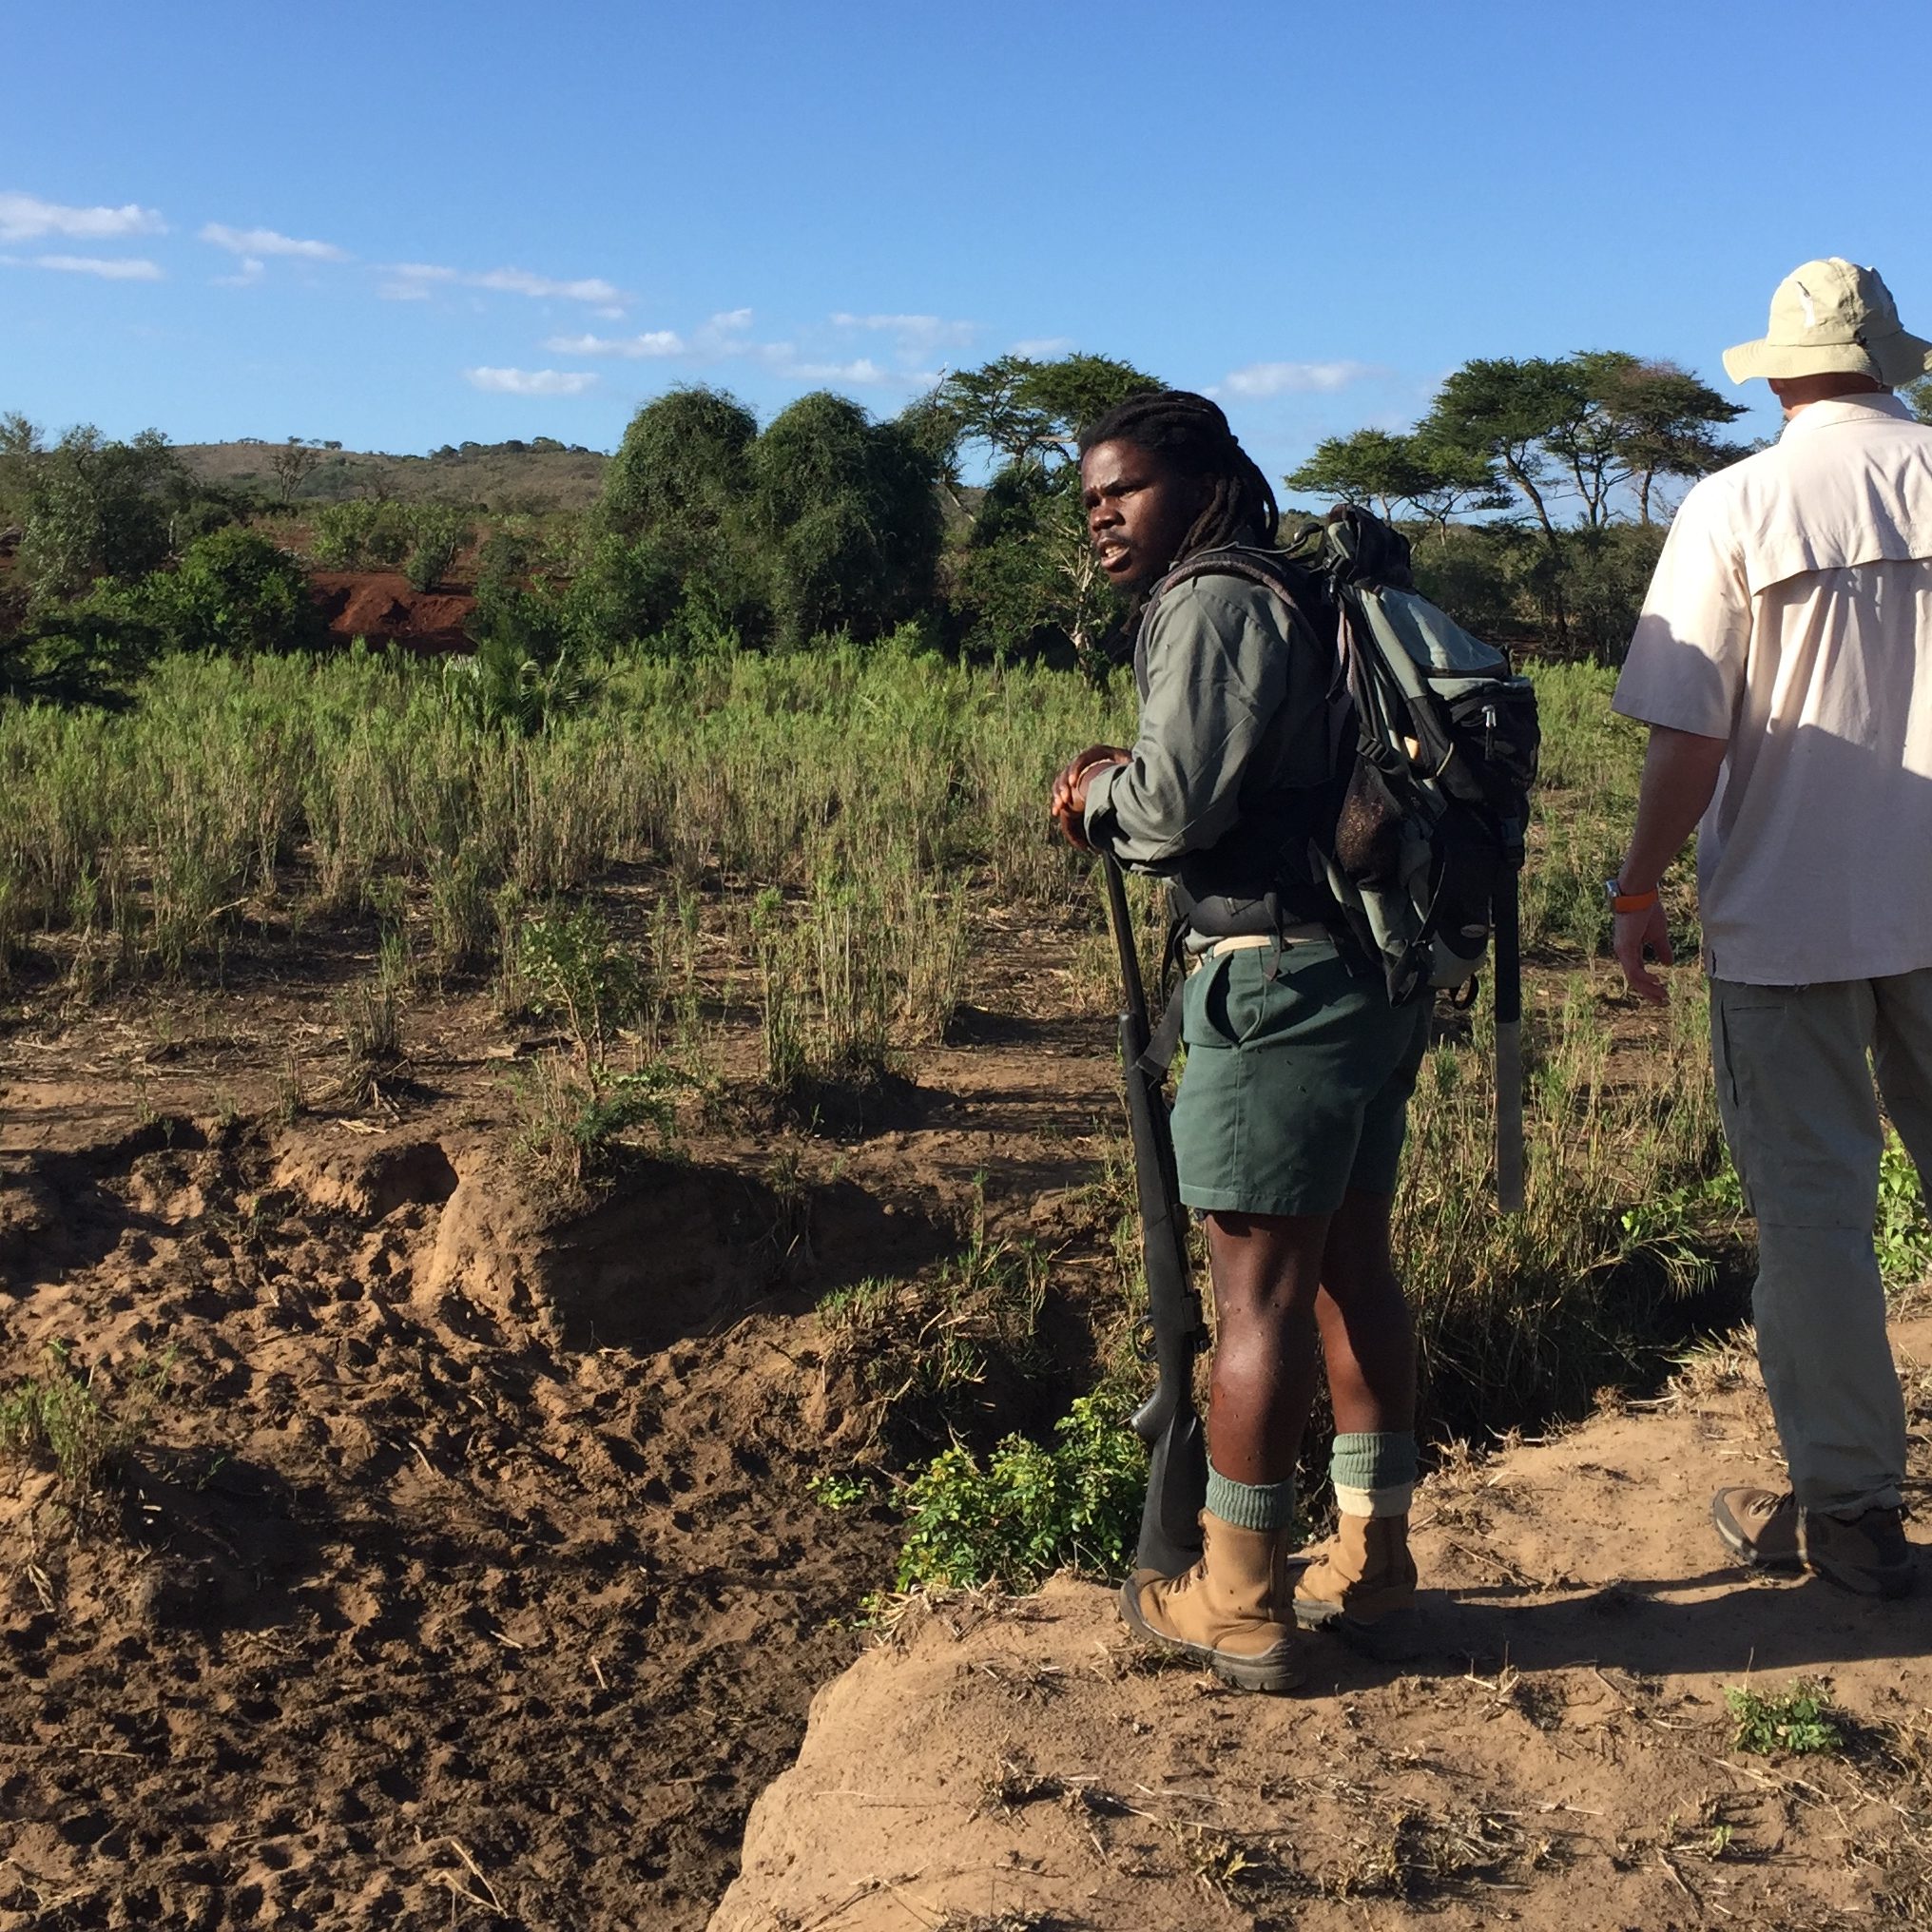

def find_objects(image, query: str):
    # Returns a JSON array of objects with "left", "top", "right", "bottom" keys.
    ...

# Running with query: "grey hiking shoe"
[
  {"left": 1712, "top": 1486, "right": 1802, "bottom": 1573},
  {"left": 1803, "top": 1506, "right": 1917, "bottom": 1599}
]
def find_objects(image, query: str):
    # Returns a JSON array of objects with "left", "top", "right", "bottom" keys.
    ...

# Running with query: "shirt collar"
[{"left": 1780, "top": 393, "right": 1915, "bottom": 439}]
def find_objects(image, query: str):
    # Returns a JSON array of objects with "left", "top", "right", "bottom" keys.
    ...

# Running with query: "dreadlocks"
[{"left": 1077, "top": 389, "right": 1280, "bottom": 558}]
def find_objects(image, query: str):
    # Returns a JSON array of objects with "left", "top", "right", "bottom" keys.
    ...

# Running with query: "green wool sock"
[
  {"left": 1330, "top": 1432, "right": 1418, "bottom": 1518},
  {"left": 1205, "top": 1464, "right": 1294, "bottom": 1532}
]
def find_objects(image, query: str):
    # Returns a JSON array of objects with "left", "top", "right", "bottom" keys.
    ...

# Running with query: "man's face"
[{"left": 1081, "top": 437, "right": 1208, "bottom": 592}]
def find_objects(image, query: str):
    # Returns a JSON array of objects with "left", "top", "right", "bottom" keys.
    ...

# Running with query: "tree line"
[{"left": 8, "top": 363, "right": 1931, "bottom": 704}]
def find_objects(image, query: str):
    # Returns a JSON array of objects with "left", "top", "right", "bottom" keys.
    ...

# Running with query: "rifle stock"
[{"left": 1102, "top": 856, "right": 1208, "bottom": 1575}]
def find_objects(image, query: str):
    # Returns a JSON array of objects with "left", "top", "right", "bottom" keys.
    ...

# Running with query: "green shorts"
[{"left": 1169, "top": 940, "right": 1429, "bottom": 1218}]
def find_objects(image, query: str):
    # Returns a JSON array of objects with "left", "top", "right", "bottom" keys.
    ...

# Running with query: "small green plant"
[
  {"left": 1877, "top": 1130, "right": 1932, "bottom": 1292},
  {"left": 807, "top": 1471, "right": 875, "bottom": 1510},
  {"left": 895, "top": 1392, "right": 1146, "bottom": 1592},
  {"left": 517, "top": 904, "right": 641, "bottom": 1067},
  {"left": 0, "top": 1342, "right": 173, "bottom": 1507},
  {"left": 1725, "top": 1680, "right": 1845, "bottom": 1756},
  {"left": 511, "top": 1051, "right": 679, "bottom": 1194}
]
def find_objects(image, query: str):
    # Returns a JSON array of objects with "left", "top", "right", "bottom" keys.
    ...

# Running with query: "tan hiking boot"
[
  {"left": 1711, "top": 1486, "right": 1804, "bottom": 1574},
  {"left": 1803, "top": 1506, "right": 1917, "bottom": 1598},
  {"left": 1118, "top": 1512, "right": 1304, "bottom": 1693},
  {"left": 1292, "top": 1513, "right": 1420, "bottom": 1659}
]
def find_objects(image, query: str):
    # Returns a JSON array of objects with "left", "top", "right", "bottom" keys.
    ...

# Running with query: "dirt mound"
[
  {"left": 0, "top": 940, "right": 1119, "bottom": 1930},
  {"left": 717, "top": 1319, "right": 1932, "bottom": 1931},
  {"left": 308, "top": 571, "right": 476, "bottom": 653}
]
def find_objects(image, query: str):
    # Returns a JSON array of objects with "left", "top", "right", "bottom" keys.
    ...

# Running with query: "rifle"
[
  {"left": 1493, "top": 844, "right": 1525, "bottom": 1213},
  {"left": 1101, "top": 852, "right": 1209, "bottom": 1575}
]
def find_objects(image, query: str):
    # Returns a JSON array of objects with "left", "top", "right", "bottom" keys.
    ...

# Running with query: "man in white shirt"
[{"left": 1611, "top": 258, "right": 1930, "bottom": 1599}]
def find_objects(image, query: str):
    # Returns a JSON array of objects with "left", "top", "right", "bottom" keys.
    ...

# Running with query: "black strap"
[{"left": 1140, "top": 978, "right": 1187, "bottom": 1081}]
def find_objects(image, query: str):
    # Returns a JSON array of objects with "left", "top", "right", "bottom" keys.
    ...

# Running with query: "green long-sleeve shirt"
[{"left": 1082, "top": 570, "right": 1329, "bottom": 876}]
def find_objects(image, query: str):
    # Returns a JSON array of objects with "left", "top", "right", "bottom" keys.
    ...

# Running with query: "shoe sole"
[
  {"left": 1294, "top": 1597, "right": 1424, "bottom": 1662},
  {"left": 1117, "top": 1579, "right": 1305, "bottom": 1693}
]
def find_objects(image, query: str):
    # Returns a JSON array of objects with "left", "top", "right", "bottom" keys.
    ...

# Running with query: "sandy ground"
[{"left": 716, "top": 1320, "right": 1932, "bottom": 1932}]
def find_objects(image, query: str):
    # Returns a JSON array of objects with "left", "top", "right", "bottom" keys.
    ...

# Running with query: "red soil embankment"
[{"left": 309, "top": 570, "right": 476, "bottom": 654}]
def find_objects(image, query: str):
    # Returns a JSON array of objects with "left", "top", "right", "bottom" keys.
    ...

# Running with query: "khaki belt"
[{"left": 1186, "top": 927, "right": 1328, "bottom": 970}]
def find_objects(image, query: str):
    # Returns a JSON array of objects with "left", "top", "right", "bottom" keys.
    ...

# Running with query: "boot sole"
[
  {"left": 1294, "top": 1597, "right": 1424, "bottom": 1662},
  {"left": 1117, "top": 1580, "right": 1305, "bottom": 1693}
]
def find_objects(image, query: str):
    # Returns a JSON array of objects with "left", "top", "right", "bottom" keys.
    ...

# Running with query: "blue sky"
[{"left": 4, "top": 0, "right": 1927, "bottom": 484}]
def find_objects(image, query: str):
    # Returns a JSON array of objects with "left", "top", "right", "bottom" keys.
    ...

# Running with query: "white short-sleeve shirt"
[{"left": 1613, "top": 395, "right": 1932, "bottom": 984}]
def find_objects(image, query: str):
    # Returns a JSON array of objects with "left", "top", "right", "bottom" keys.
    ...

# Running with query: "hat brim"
[{"left": 1723, "top": 328, "right": 1932, "bottom": 387}]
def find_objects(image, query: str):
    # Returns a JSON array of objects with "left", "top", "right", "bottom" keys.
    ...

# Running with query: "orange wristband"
[{"left": 1610, "top": 887, "right": 1659, "bottom": 915}]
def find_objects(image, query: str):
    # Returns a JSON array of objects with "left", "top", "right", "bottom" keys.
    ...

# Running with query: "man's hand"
[
  {"left": 1613, "top": 899, "right": 1674, "bottom": 1004},
  {"left": 1050, "top": 744, "right": 1129, "bottom": 850}
]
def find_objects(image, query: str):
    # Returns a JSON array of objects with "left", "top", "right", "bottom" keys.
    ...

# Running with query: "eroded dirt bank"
[
  {"left": 717, "top": 1322, "right": 1932, "bottom": 1932},
  {"left": 0, "top": 947, "right": 1126, "bottom": 1930}
]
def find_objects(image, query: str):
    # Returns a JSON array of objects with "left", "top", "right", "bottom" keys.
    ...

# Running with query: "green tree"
[
  {"left": 140, "top": 526, "right": 324, "bottom": 654},
  {"left": 749, "top": 391, "right": 942, "bottom": 647},
  {"left": 17, "top": 426, "right": 193, "bottom": 596},
  {"left": 917, "top": 352, "right": 1160, "bottom": 659},
  {"left": 602, "top": 384, "right": 758, "bottom": 539},
  {"left": 1285, "top": 427, "right": 1509, "bottom": 537},
  {"left": 1905, "top": 377, "right": 1932, "bottom": 426},
  {"left": 1551, "top": 352, "right": 1747, "bottom": 527},
  {"left": 0, "top": 412, "right": 42, "bottom": 524},
  {"left": 599, "top": 386, "right": 766, "bottom": 644}
]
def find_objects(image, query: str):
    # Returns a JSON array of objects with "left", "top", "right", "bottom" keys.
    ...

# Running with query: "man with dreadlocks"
[{"left": 1050, "top": 390, "right": 1429, "bottom": 1692}]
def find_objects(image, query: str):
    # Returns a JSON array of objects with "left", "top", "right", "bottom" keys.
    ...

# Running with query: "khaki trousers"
[{"left": 1710, "top": 972, "right": 1926, "bottom": 1515}]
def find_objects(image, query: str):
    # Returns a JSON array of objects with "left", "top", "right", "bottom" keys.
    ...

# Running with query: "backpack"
[
  {"left": 1154, "top": 509, "right": 1540, "bottom": 1010},
  {"left": 1150, "top": 509, "right": 1537, "bottom": 1208}
]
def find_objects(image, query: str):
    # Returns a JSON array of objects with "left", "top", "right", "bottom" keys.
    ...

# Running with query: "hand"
[
  {"left": 1049, "top": 744, "right": 1128, "bottom": 850},
  {"left": 1613, "top": 898, "right": 1673, "bottom": 1005}
]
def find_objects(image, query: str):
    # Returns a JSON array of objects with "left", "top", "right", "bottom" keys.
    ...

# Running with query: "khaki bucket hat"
[{"left": 1723, "top": 258, "right": 1932, "bottom": 386}]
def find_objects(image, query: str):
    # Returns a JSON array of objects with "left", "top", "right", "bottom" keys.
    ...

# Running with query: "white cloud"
[
  {"left": 465, "top": 366, "right": 600, "bottom": 396},
  {"left": 1010, "top": 336, "right": 1074, "bottom": 358},
  {"left": 830, "top": 312, "right": 976, "bottom": 355},
  {"left": 546, "top": 328, "right": 686, "bottom": 357},
  {"left": 0, "top": 192, "right": 165, "bottom": 242},
  {"left": 1222, "top": 359, "right": 1378, "bottom": 398},
  {"left": 201, "top": 222, "right": 348, "bottom": 262},
  {"left": 214, "top": 256, "right": 266, "bottom": 288},
  {"left": 779, "top": 356, "right": 892, "bottom": 386},
  {"left": 391, "top": 261, "right": 624, "bottom": 305},
  {"left": 10, "top": 253, "right": 165, "bottom": 280}
]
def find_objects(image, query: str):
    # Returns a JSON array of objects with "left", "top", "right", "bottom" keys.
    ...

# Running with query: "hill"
[{"left": 175, "top": 437, "right": 609, "bottom": 513}]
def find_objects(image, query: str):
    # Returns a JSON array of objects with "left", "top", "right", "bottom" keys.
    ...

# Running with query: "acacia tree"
[
  {"left": 268, "top": 436, "right": 325, "bottom": 507},
  {"left": 908, "top": 352, "right": 1160, "bottom": 659},
  {"left": 1906, "top": 377, "right": 1932, "bottom": 426},
  {"left": 1285, "top": 427, "right": 1509, "bottom": 538}
]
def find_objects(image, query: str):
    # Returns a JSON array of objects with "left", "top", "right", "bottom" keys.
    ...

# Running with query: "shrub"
[
  {"left": 402, "top": 503, "right": 472, "bottom": 592},
  {"left": 895, "top": 1393, "right": 1146, "bottom": 1591},
  {"left": 310, "top": 499, "right": 382, "bottom": 569},
  {"left": 141, "top": 526, "right": 323, "bottom": 655}
]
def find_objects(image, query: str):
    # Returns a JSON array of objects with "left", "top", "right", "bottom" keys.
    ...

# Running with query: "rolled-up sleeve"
[
  {"left": 1083, "top": 580, "right": 1287, "bottom": 868},
  {"left": 1613, "top": 480, "right": 1751, "bottom": 737}
]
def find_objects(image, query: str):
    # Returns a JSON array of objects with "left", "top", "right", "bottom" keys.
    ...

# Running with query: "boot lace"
[{"left": 1746, "top": 1489, "right": 1797, "bottom": 1523}]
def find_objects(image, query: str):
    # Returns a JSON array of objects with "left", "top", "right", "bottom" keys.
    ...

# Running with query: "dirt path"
[
  {"left": 0, "top": 944, "right": 1123, "bottom": 1931},
  {"left": 715, "top": 1320, "right": 1932, "bottom": 1931}
]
